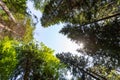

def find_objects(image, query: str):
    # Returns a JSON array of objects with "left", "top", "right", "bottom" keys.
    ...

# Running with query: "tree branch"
[
  {"left": 0, "top": 0, "right": 16, "bottom": 23},
  {"left": 0, "top": 23, "right": 18, "bottom": 35},
  {"left": 76, "top": 65, "right": 107, "bottom": 80},
  {"left": 80, "top": 12, "right": 120, "bottom": 26}
]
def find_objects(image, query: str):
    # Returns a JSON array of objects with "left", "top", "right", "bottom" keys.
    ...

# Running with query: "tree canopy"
[
  {"left": 0, "top": 0, "right": 64, "bottom": 80},
  {"left": 0, "top": 37, "right": 63, "bottom": 80},
  {"left": 41, "top": 0, "right": 120, "bottom": 79},
  {"left": 41, "top": 0, "right": 120, "bottom": 27},
  {"left": 0, "top": 0, "right": 120, "bottom": 80}
]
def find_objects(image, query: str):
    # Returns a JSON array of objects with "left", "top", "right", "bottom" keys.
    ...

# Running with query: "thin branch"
[
  {"left": 57, "top": 53, "right": 107, "bottom": 80},
  {"left": 0, "top": 0, "right": 16, "bottom": 23},
  {"left": 78, "top": 68, "right": 101, "bottom": 80},
  {"left": 80, "top": 12, "right": 120, "bottom": 26},
  {"left": 76, "top": 65, "right": 107, "bottom": 80},
  {"left": 87, "top": 69, "right": 107, "bottom": 80}
]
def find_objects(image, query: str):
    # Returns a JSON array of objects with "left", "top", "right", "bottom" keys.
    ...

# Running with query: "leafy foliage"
[
  {"left": 2, "top": 0, "right": 26, "bottom": 14},
  {"left": 89, "top": 66, "right": 120, "bottom": 80},
  {"left": 0, "top": 38, "right": 63, "bottom": 80},
  {"left": 0, "top": 37, "right": 18, "bottom": 80},
  {"left": 57, "top": 52, "right": 120, "bottom": 80},
  {"left": 60, "top": 18, "right": 120, "bottom": 70},
  {"left": 0, "top": 0, "right": 67, "bottom": 80},
  {"left": 41, "top": 0, "right": 120, "bottom": 77},
  {"left": 30, "top": 0, "right": 50, "bottom": 12},
  {"left": 1, "top": 0, "right": 120, "bottom": 80},
  {"left": 22, "top": 19, "right": 34, "bottom": 43},
  {"left": 11, "top": 42, "right": 62, "bottom": 80},
  {"left": 41, "top": 0, "right": 120, "bottom": 27}
]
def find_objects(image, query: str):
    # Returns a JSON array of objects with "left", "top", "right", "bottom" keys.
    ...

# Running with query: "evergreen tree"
[{"left": 41, "top": 0, "right": 120, "bottom": 79}]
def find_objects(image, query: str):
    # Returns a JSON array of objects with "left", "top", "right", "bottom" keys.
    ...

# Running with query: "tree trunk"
[
  {"left": 24, "top": 58, "right": 30, "bottom": 80},
  {"left": 0, "top": 0, "right": 16, "bottom": 23}
]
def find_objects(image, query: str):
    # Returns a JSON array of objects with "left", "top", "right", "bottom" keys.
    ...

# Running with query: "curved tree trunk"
[{"left": 0, "top": 0, "right": 16, "bottom": 23}]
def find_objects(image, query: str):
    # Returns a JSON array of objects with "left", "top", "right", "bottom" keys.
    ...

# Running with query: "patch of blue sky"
[{"left": 27, "top": 0, "right": 80, "bottom": 55}]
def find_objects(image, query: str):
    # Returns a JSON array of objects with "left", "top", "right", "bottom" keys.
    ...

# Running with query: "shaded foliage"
[
  {"left": 41, "top": 0, "right": 120, "bottom": 27},
  {"left": 56, "top": 52, "right": 89, "bottom": 80},
  {"left": 30, "top": 0, "right": 50, "bottom": 12},
  {"left": 56, "top": 52, "right": 120, "bottom": 80},
  {"left": 60, "top": 18, "right": 120, "bottom": 69},
  {"left": 41, "top": 0, "right": 120, "bottom": 79},
  {"left": 11, "top": 42, "right": 61, "bottom": 80}
]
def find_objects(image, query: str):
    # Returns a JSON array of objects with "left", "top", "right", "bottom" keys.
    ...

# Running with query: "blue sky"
[{"left": 27, "top": 1, "right": 80, "bottom": 54}]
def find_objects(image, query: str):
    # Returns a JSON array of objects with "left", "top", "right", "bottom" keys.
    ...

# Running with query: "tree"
[
  {"left": 60, "top": 19, "right": 120, "bottom": 68},
  {"left": 0, "top": 0, "right": 67, "bottom": 80},
  {"left": 11, "top": 42, "right": 62, "bottom": 80},
  {"left": 41, "top": 0, "right": 120, "bottom": 65},
  {"left": 0, "top": 37, "right": 63, "bottom": 80},
  {"left": 41, "top": 0, "right": 120, "bottom": 79}
]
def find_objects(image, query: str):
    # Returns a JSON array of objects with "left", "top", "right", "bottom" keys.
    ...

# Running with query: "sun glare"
[{"left": 79, "top": 43, "right": 84, "bottom": 49}]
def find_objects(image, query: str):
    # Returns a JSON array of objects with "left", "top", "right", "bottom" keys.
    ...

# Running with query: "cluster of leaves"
[
  {"left": 0, "top": 37, "right": 18, "bottom": 80},
  {"left": 0, "top": 37, "right": 63, "bottom": 80}
]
